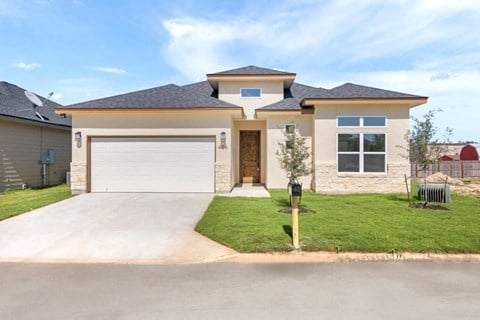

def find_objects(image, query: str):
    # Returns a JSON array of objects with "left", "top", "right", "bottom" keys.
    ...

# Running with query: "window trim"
[
  {"left": 337, "top": 133, "right": 387, "bottom": 173},
  {"left": 337, "top": 116, "right": 387, "bottom": 128},
  {"left": 240, "top": 88, "right": 262, "bottom": 98}
]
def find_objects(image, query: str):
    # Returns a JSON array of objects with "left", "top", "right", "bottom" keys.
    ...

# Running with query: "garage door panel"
[{"left": 91, "top": 137, "right": 215, "bottom": 192}]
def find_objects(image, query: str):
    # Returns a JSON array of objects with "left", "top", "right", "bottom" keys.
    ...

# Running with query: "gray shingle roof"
[
  {"left": 207, "top": 65, "right": 295, "bottom": 76},
  {"left": 64, "top": 83, "right": 240, "bottom": 109},
  {"left": 58, "top": 67, "right": 427, "bottom": 112},
  {"left": 182, "top": 81, "right": 218, "bottom": 98},
  {"left": 258, "top": 83, "right": 327, "bottom": 110},
  {"left": 0, "top": 81, "right": 71, "bottom": 127},
  {"left": 309, "top": 82, "right": 427, "bottom": 99}
]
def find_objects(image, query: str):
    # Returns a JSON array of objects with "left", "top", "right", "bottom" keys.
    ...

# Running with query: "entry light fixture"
[
  {"left": 74, "top": 131, "right": 82, "bottom": 142},
  {"left": 220, "top": 131, "right": 227, "bottom": 149}
]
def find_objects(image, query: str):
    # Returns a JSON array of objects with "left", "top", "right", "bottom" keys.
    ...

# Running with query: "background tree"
[
  {"left": 276, "top": 124, "right": 312, "bottom": 184},
  {"left": 403, "top": 108, "right": 452, "bottom": 203}
]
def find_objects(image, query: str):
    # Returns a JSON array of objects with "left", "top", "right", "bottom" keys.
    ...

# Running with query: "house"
[
  {"left": 0, "top": 81, "right": 71, "bottom": 191},
  {"left": 55, "top": 66, "right": 427, "bottom": 194}
]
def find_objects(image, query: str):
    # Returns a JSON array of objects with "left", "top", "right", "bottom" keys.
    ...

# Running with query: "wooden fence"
[{"left": 411, "top": 161, "right": 480, "bottom": 179}]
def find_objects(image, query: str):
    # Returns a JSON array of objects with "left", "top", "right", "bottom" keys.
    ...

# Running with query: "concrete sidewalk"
[{"left": 0, "top": 193, "right": 236, "bottom": 264}]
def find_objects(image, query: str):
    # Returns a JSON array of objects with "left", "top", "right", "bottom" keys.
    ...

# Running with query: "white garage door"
[{"left": 91, "top": 137, "right": 215, "bottom": 192}]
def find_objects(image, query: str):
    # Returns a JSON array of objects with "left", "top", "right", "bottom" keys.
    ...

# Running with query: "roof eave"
[
  {"left": 301, "top": 97, "right": 428, "bottom": 108},
  {"left": 206, "top": 74, "right": 297, "bottom": 89},
  {"left": 0, "top": 114, "right": 71, "bottom": 130},
  {"left": 55, "top": 106, "right": 244, "bottom": 114}
]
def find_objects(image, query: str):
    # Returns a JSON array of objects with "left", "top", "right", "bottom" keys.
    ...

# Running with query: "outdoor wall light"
[
  {"left": 74, "top": 131, "right": 82, "bottom": 142},
  {"left": 220, "top": 131, "right": 227, "bottom": 149}
]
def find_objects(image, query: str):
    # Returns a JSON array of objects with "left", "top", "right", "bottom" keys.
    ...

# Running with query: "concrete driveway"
[{"left": 0, "top": 193, "right": 236, "bottom": 263}]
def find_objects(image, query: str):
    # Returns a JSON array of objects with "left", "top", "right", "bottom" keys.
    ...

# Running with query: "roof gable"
[{"left": 207, "top": 65, "right": 295, "bottom": 76}]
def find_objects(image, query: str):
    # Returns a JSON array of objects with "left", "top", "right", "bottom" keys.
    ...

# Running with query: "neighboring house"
[
  {"left": 0, "top": 81, "right": 71, "bottom": 191},
  {"left": 56, "top": 66, "right": 427, "bottom": 194}
]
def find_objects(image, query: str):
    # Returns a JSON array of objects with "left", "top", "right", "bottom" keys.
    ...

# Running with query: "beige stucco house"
[
  {"left": 0, "top": 81, "right": 71, "bottom": 191},
  {"left": 56, "top": 66, "right": 427, "bottom": 194}
]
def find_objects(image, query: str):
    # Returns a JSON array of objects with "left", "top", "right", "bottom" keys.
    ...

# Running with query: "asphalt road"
[{"left": 0, "top": 262, "right": 479, "bottom": 319}]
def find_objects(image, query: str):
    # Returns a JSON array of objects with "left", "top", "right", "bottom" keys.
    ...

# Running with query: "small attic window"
[{"left": 240, "top": 88, "right": 261, "bottom": 98}]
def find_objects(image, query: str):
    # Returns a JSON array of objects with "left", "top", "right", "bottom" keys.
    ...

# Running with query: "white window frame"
[
  {"left": 337, "top": 133, "right": 387, "bottom": 173},
  {"left": 337, "top": 116, "right": 387, "bottom": 128},
  {"left": 240, "top": 88, "right": 262, "bottom": 98}
]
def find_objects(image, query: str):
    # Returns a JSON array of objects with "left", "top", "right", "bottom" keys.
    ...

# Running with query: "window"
[
  {"left": 240, "top": 88, "right": 261, "bottom": 98},
  {"left": 285, "top": 124, "right": 295, "bottom": 134},
  {"left": 284, "top": 124, "right": 295, "bottom": 149},
  {"left": 338, "top": 133, "right": 386, "bottom": 173},
  {"left": 364, "top": 116, "right": 386, "bottom": 127},
  {"left": 338, "top": 117, "right": 360, "bottom": 127},
  {"left": 337, "top": 116, "right": 386, "bottom": 127}
]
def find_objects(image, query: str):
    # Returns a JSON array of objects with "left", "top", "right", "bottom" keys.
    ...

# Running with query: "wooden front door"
[{"left": 240, "top": 131, "right": 260, "bottom": 183}]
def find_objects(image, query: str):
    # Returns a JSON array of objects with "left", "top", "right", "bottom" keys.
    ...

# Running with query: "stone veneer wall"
[
  {"left": 215, "top": 162, "right": 231, "bottom": 193},
  {"left": 314, "top": 163, "right": 410, "bottom": 194},
  {"left": 70, "top": 161, "right": 87, "bottom": 194}
]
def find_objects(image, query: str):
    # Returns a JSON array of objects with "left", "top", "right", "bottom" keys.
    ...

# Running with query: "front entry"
[{"left": 240, "top": 131, "right": 260, "bottom": 183}]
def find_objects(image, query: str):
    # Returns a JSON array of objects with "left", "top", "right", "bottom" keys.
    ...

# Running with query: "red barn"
[{"left": 460, "top": 144, "right": 479, "bottom": 160}]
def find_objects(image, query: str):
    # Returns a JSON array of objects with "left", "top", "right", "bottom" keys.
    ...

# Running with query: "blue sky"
[{"left": 1, "top": 0, "right": 479, "bottom": 142}]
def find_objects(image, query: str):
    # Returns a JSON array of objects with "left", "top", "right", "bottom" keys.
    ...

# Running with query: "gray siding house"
[{"left": 0, "top": 81, "right": 71, "bottom": 191}]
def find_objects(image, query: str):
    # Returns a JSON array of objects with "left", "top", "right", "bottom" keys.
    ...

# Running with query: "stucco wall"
[
  {"left": 262, "top": 113, "right": 313, "bottom": 189},
  {"left": 218, "top": 80, "right": 284, "bottom": 119},
  {"left": 0, "top": 119, "right": 71, "bottom": 191},
  {"left": 70, "top": 111, "right": 235, "bottom": 194},
  {"left": 313, "top": 103, "right": 411, "bottom": 193}
]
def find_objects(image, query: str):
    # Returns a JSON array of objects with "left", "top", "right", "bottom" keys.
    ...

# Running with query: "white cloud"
[
  {"left": 89, "top": 66, "right": 128, "bottom": 75},
  {"left": 52, "top": 92, "right": 63, "bottom": 101},
  {"left": 56, "top": 77, "right": 120, "bottom": 104},
  {"left": 159, "top": 0, "right": 480, "bottom": 141},
  {"left": 11, "top": 61, "right": 41, "bottom": 70}
]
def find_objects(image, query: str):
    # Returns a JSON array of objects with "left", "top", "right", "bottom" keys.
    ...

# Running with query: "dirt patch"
[
  {"left": 425, "top": 172, "right": 480, "bottom": 196},
  {"left": 278, "top": 207, "right": 316, "bottom": 214},
  {"left": 409, "top": 203, "right": 450, "bottom": 211}
]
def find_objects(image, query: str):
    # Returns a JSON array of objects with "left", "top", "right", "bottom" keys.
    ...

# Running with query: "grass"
[
  {"left": 0, "top": 184, "right": 72, "bottom": 221},
  {"left": 195, "top": 190, "right": 480, "bottom": 253}
]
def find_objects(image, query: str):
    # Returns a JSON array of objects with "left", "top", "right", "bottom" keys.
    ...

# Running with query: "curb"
[{"left": 218, "top": 252, "right": 480, "bottom": 263}]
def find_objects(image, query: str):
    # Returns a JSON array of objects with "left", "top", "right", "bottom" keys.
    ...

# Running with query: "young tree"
[
  {"left": 276, "top": 124, "right": 312, "bottom": 184},
  {"left": 404, "top": 108, "right": 452, "bottom": 203}
]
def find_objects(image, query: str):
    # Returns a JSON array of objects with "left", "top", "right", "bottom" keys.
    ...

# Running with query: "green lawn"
[
  {"left": 195, "top": 190, "right": 480, "bottom": 253},
  {"left": 0, "top": 184, "right": 72, "bottom": 221}
]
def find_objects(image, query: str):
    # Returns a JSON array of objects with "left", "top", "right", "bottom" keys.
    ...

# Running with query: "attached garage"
[{"left": 90, "top": 137, "right": 215, "bottom": 192}]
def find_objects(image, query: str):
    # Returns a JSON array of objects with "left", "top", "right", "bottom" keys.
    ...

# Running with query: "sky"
[{"left": 1, "top": 0, "right": 479, "bottom": 142}]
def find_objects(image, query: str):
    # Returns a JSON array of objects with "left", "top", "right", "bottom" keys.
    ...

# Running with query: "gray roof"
[
  {"left": 59, "top": 66, "right": 427, "bottom": 111},
  {"left": 0, "top": 81, "right": 71, "bottom": 127},
  {"left": 308, "top": 82, "right": 427, "bottom": 99},
  {"left": 64, "top": 83, "right": 240, "bottom": 109},
  {"left": 259, "top": 83, "right": 328, "bottom": 110},
  {"left": 182, "top": 81, "right": 218, "bottom": 98},
  {"left": 207, "top": 65, "right": 295, "bottom": 76}
]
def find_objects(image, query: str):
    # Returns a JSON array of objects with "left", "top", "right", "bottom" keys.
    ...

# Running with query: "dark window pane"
[
  {"left": 285, "top": 124, "right": 295, "bottom": 134},
  {"left": 338, "top": 154, "right": 360, "bottom": 172},
  {"left": 338, "top": 117, "right": 360, "bottom": 126},
  {"left": 364, "top": 117, "right": 386, "bottom": 126},
  {"left": 241, "top": 88, "right": 261, "bottom": 97},
  {"left": 364, "top": 154, "right": 385, "bottom": 172},
  {"left": 338, "top": 134, "right": 360, "bottom": 152},
  {"left": 364, "top": 134, "right": 385, "bottom": 152}
]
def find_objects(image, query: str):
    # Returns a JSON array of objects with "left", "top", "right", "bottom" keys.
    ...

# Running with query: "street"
[{"left": 0, "top": 262, "right": 479, "bottom": 319}]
